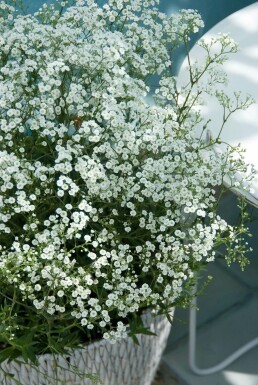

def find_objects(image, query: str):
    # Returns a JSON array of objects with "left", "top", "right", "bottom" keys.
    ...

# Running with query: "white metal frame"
[{"left": 189, "top": 284, "right": 258, "bottom": 375}]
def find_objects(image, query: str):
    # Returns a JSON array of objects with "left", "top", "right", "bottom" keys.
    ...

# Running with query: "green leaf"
[
  {"left": 0, "top": 347, "right": 20, "bottom": 364},
  {"left": 129, "top": 334, "right": 140, "bottom": 346}
]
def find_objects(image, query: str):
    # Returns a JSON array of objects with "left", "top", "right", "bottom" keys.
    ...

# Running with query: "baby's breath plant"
[{"left": 0, "top": 0, "right": 254, "bottom": 380}]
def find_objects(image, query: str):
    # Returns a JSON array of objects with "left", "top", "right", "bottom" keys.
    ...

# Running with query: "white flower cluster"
[{"left": 0, "top": 0, "right": 250, "bottom": 342}]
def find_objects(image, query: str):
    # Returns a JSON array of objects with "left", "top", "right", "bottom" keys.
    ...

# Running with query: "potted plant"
[{"left": 0, "top": 0, "right": 254, "bottom": 384}]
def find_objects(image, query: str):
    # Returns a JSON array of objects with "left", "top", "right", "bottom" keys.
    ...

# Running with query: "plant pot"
[{"left": 0, "top": 310, "right": 174, "bottom": 385}]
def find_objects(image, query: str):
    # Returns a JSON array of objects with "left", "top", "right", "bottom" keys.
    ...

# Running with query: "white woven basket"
[{"left": 0, "top": 310, "right": 173, "bottom": 385}]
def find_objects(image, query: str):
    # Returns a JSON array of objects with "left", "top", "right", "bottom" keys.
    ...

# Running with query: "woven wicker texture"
[{"left": 0, "top": 311, "right": 173, "bottom": 385}]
